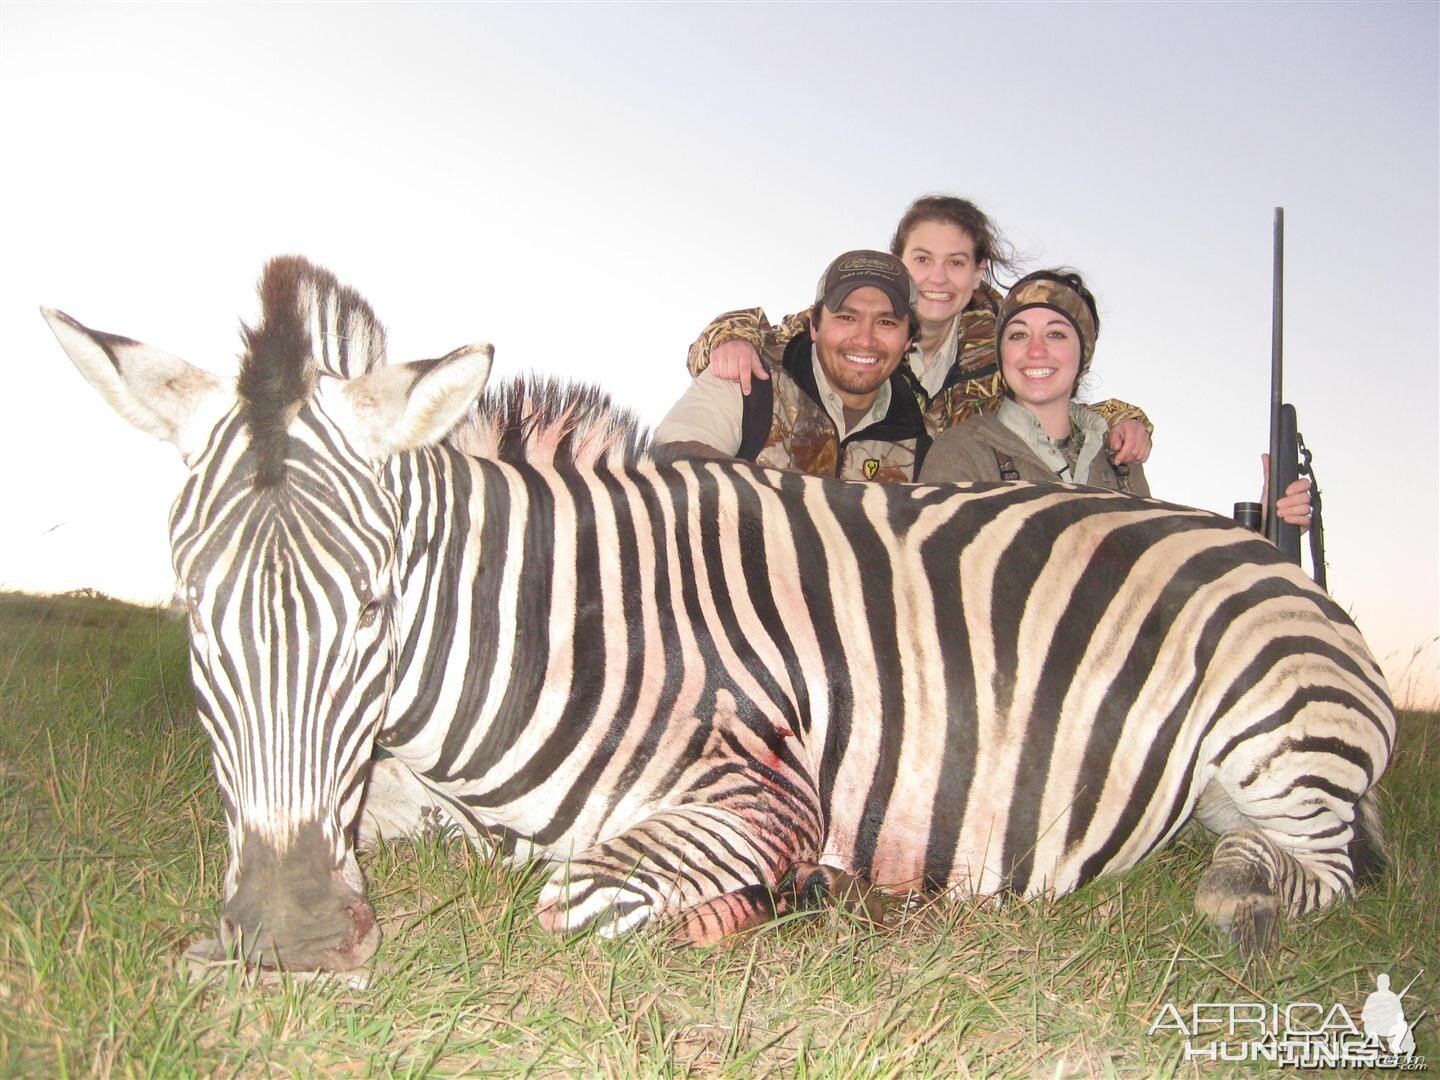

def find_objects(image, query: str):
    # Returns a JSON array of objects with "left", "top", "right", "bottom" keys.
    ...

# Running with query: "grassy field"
[{"left": 1, "top": 591, "right": 1434, "bottom": 1078}]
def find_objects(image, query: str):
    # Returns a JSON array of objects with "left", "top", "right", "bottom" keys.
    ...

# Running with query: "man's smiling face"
[{"left": 810, "top": 286, "right": 913, "bottom": 410}]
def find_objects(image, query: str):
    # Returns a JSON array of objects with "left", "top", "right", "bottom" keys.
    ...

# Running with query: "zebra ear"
[
  {"left": 41, "top": 306, "right": 235, "bottom": 461},
  {"left": 332, "top": 342, "right": 494, "bottom": 458}
]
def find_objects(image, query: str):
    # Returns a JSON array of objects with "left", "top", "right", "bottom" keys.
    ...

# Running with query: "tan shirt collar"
[{"left": 906, "top": 315, "right": 959, "bottom": 398}]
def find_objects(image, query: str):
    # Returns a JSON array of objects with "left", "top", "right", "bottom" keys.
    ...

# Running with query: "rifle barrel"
[{"left": 1267, "top": 207, "right": 1285, "bottom": 546}]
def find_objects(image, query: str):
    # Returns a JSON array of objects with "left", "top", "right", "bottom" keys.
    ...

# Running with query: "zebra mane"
[
  {"left": 446, "top": 374, "right": 651, "bottom": 470},
  {"left": 237, "top": 256, "right": 388, "bottom": 486}
]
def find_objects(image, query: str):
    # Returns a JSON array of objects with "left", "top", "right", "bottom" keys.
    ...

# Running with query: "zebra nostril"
[
  {"left": 219, "top": 915, "right": 240, "bottom": 947},
  {"left": 345, "top": 898, "right": 376, "bottom": 940}
]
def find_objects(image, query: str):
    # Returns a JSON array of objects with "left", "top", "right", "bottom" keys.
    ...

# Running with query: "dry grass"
[{"left": 1, "top": 591, "right": 1434, "bottom": 1077}]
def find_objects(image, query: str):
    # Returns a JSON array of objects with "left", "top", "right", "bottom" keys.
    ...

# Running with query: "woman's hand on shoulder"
[
  {"left": 710, "top": 339, "right": 769, "bottom": 396},
  {"left": 1108, "top": 418, "right": 1152, "bottom": 464}
]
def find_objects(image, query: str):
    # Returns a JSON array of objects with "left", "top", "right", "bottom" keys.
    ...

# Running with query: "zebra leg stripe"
[
  {"left": 355, "top": 756, "right": 451, "bottom": 850},
  {"left": 534, "top": 690, "right": 825, "bottom": 938},
  {"left": 535, "top": 800, "right": 809, "bottom": 938},
  {"left": 1196, "top": 830, "right": 1288, "bottom": 956}
]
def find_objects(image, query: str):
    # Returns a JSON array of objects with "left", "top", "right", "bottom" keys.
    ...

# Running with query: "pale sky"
[{"left": 2, "top": 1, "right": 1436, "bottom": 706}]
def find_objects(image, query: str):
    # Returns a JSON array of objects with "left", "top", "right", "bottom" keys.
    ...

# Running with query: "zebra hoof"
[
  {"left": 1195, "top": 852, "right": 1279, "bottom": 959},
  {"left": 1225, "top": 896, "right": 1278, "bottom": 959},
  {"left": 786, "top": 864, "right": 895, "bottom": 925}
]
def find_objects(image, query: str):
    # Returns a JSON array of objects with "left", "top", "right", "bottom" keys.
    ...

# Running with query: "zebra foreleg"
[
  {"left": 535, "top": 690, "right": 827, "bottom": 941},
  {"left": 670, "top": 863, "right": 896, "bottom": 945},
  {"left": 534, "top": 755, "right": 836, "bottom": 944},
  {"left": 355, "top": 754, "right": 450, "bottom": 849},
  {"left": 534, "top": 802, "right": 806, "bottom": 939}
]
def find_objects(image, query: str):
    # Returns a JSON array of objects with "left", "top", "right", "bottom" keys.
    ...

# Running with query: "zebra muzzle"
[{"left": 218, "top": 822, "right": 381, "bottom": 973}]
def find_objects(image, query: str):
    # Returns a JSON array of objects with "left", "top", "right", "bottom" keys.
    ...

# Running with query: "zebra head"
[{"left": 43, "top": 257, "right": 492, "bottom": 971}]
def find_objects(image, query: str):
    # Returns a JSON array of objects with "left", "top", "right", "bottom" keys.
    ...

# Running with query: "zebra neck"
[{"left": 383, "top": 452, "right": 615, "bottom": 777}]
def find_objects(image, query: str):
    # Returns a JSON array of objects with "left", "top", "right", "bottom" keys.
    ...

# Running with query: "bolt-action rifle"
[{"left": 1265, "top": 208, "right": 1327, "bottom": 588}]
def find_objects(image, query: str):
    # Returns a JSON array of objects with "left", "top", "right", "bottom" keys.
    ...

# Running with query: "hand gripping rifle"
[{"left": 1265, "top": 208, "right": 1327, "bottom": 588}]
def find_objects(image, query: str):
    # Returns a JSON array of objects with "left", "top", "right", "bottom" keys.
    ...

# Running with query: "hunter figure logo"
[
  {"left": 1147, "top": 969, "right": 1427, "bottom": 1069},
  {"left": 864, "top": 458, "right": 880, "bottom": 479},
  {"left": 1365, "top": 973, "right": 1421, "bottom": 1057}
]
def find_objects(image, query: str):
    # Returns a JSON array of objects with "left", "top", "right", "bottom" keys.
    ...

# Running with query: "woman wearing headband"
[
  {"left": 918, "top": 269, "right": 1142, "bottom": 490},
  {"left": 918, "top": 270, "right": 1313, "bottom": 530}
]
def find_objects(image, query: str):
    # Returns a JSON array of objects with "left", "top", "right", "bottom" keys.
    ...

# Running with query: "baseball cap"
[{"left": 814, "top": 250, "right": 917, "bottom": 318}]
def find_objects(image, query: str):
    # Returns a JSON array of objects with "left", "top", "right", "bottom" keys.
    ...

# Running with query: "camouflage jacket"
[
  {"left": 686, "top": 287, "right": 1152, "bottom": 438},
  {"left": 740, "top": 328, "right": 930, "bottom": 482}
]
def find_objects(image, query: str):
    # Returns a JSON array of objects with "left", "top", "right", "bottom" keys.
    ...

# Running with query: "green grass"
[{"left": 1, "top": 591, "right": 1434, "bottom": 1077}]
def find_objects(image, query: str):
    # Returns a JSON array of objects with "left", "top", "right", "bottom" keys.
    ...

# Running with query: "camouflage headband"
[{"left": 998, "top": 274, "right": 1098, "bottom": 375}]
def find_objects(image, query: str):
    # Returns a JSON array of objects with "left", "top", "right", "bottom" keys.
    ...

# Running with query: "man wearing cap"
[{"left": 655, "top": 250, "right": 931, "bottom": 482}]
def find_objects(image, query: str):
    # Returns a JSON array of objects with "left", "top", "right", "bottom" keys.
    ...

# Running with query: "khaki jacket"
[{"left": 919, "top": 407, "right": 1149, "bottom": 495}]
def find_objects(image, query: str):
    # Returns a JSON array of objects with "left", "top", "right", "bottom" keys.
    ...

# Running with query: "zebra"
[{"left": 43, "top": 255, "right": 1394, "bottom": 972}]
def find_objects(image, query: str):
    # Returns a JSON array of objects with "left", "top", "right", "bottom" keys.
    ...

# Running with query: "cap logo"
[{"left": 836, "top": 254, "right": 900, "bottom": 276}]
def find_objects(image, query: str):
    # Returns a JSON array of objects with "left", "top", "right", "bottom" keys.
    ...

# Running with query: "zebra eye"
[{"left": 357, "top": 599, "right": 385, "bottom": 629}]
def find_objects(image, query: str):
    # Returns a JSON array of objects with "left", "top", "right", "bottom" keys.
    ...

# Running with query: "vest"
[{"left": 737, "top": 332, "right": 930, "bottom": 482}]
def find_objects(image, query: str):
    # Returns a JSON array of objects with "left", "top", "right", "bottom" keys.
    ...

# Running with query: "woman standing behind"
[{"left": 918, "top": 269, "right": 1146, "bottom": 491}]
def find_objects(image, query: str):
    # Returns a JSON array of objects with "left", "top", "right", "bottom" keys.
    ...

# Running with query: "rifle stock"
[{"left": 1270, "top": 404, "right": 1302, "bottom": 561}]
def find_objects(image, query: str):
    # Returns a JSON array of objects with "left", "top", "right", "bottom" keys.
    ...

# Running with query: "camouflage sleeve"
[
  {"left": 686, "top": 308, "right": 769, "bottom": 378},
  {"left": 1090, "top": 398, "right": 1154, "bottom": 436},
  {"left": 686, "top": 308, "right": 811, "bottom": 377},
  {"left": 770, "top": 309, "right": 810, "bottom": 349}
]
